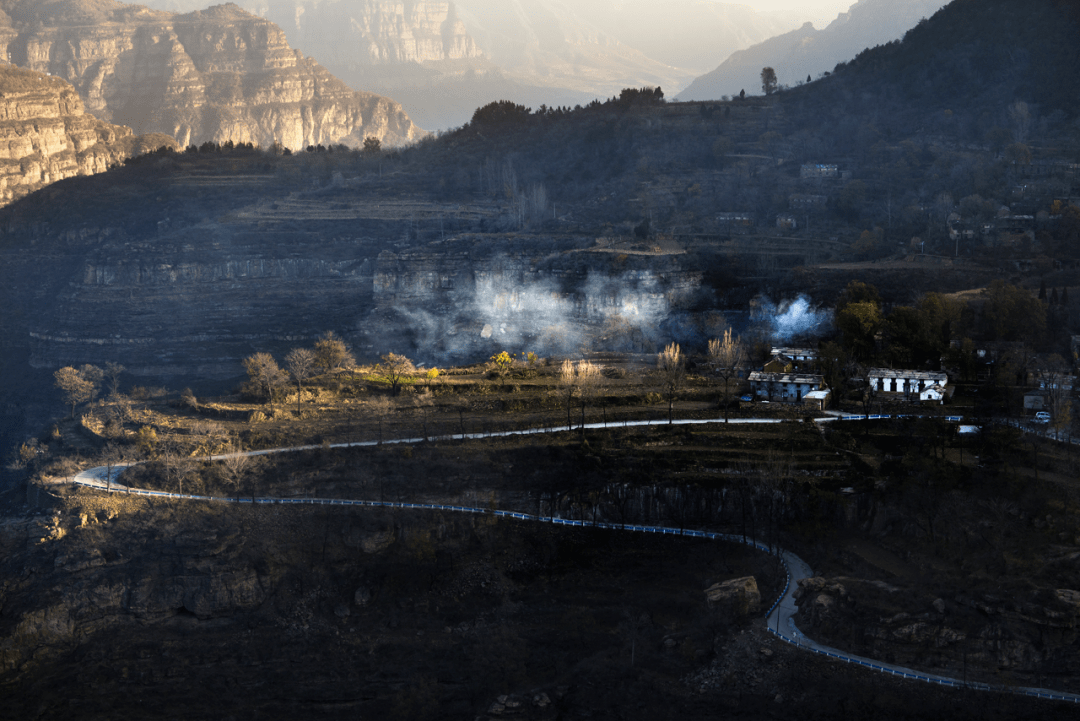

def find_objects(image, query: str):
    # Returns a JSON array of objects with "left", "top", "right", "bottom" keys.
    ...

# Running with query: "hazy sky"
[
  {"left": 743, "top": 0, "right": 855, "bottom": 14},
  {"left": 743, "top": 0, "right": 860, "bottom": 26}
]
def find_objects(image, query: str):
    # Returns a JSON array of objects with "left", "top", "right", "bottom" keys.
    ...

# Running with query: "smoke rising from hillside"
[
  {"left": 757, "top": 294, "right": 832, "bottom": 341},
  {"left": 379, "top": 267, "right": 695, "bottom": 363}
]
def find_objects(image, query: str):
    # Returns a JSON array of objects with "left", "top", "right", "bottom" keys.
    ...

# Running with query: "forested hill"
[{"left": 786, "top": 0, "right": 1080, "bottom": 135}]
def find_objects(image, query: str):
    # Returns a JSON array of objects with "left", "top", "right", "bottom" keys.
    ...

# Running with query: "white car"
[{"left": 1033, "top": 411, "right": 1051, "bottom": 424}]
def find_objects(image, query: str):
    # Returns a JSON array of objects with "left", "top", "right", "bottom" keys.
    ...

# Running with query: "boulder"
[{"left": 705, "top": 576, "right": 761, "bottom": 616}]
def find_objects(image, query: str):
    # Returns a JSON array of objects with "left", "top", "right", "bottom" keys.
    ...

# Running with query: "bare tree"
[
  {"left": 101, "top": 442, "right": 122, "bottom": 492},
  {"left": 708, "top": 329, "right": 745, "bottom": 422},
  {"left": 656, "top": 343, "right": 685, "bottom": 424},
  {"left": 573, "top": 361, "right": 603, "bottom": 437},
  {"left": 54, "top": 366, "right": 98, "bottom": 419},
  {"left": 285, "top": 347, "right": 317, "bottom": 415},
  {"left": 158, "top": 437, "right": 191, "bottom": 496},
  {"left": 314, "top": 331, "right": 356, "bottom": 374},
  {"left": 78, "top": 364, "right": 105, "bottom": 397},
  {"left": 379, "top": 353, "right": 415, "bottom": 395},
  {"left": 104, "top": 361, "right": 125, "bottom": 398},
  {"left": 557, "top": 359, "right": 578, "bottom": 431},
  {"left": 192, "top": 420, "right": 227, "bottom": 463},
  {"left": 244, "top": 352, "right": 287, "bottom": 415},
  {"left": 222, "top": 442, "right": 250, "bottom": 500}
]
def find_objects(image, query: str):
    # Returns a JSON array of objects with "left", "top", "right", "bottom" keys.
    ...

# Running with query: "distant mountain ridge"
[
  {"left": 677, "top": 0, "right": 950, "bottom": 100},
  {"left": 0, "top": 0, "right": 426, "bottom": 148},
  {"left": 135, "top": 0, "right": 795, "bottom": 130}
]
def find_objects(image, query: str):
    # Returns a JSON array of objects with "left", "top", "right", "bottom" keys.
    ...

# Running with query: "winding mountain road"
[{"left": 68, "top": 415, "right": 1079, "bottom": 704}]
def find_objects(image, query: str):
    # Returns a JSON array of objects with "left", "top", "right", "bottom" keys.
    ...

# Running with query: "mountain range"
[
  {"left": 0, "top": 0, "right": 425, "bottom": 147},
  {"left": 135, "top": 0, "right": 797, "bottom": 129}
]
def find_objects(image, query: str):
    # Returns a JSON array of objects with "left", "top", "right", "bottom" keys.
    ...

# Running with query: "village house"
[
  {"left": 763, "top": 354, "right": 794, "bottom": 374},
  {"left": 1024, "top": 389, "right": 1049, "bottom": 411},
  {"left": 776, "top": 213, "right": 797, "bottom": 230},
  {"left": 771, "top": 347, "right": 817, "bottom": 368},
  {"left": 800, "top": 163, "right": 838, "bottom": 179},
  {"left": 867, "top": 369, "right": 948, "bottom": 400},
  {"left": 1028, "top": 370, "right": 1074, "bottom": 393},
  {"left": 747, "top": 371, "right": 826, "bottom": 402},
  {"left": 919, "top": 384, "right": 948, "bottom": 404}
]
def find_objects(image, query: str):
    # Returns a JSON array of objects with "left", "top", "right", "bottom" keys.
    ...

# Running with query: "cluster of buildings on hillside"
[
  {"left": 740, "top": 346, "right": 951, "bottom": 411},
  {"left": 739, "top": 340, "right": 1080, "bottom": 421},
  {"left": 713, "top": 154, "right": 1078, "bottom": 249}
]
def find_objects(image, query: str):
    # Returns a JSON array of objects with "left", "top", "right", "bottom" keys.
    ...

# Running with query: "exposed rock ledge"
[
  {"left": 0, "top": 1, "right": 426, "bottom": 148},
  {"left": 0, "top": 63, "right": 174, "bottom": 205}
]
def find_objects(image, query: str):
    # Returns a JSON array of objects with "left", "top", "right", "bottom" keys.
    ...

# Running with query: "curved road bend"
[{"left": 68, "top": 416, "right": 1079, "bottom": 704}]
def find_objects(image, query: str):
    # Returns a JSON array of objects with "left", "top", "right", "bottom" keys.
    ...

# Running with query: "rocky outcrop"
[
  {"left": 0, "top": 1, "right": 426, "bottom": 148},
  {"left": 705, "top": 576, "right": 761, "bottom": 616},
  {"left": 0, "top": 63, "right": 174, "bottom": 204},
  {"left": 795, "top": 575, "right": 1080, "bottom": 683}
]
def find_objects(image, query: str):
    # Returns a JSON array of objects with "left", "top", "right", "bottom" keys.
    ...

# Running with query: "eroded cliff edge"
[
  {"left": 0, "top": 63, "right": 174, "bottom": 204},
  {"left": 0, "top": 1, "right": 426, "bottom": 148}
]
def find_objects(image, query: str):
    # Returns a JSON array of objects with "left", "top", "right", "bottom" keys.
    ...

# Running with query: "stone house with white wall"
[
  {"left": 747, "top": 372, "right": 825, "bottom": 402},
  {"left": 867, "top": 369, "right": 948, "bottom": 400}
]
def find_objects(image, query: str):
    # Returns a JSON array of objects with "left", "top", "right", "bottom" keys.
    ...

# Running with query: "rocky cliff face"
[
  {"left": 259, "top": 0, "right": 483, "bottom": 66},
  {"left": 0, "top": 63, "right": 174, "bottom": 204},
  {"left": 0, "top": 1, "right": 426, "bottom": 148},
  {"left": 137, "top": 0, "right": 791, "bottom": 131}
]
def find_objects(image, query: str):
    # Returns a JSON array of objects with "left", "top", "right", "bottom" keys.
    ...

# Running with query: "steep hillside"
[
  {"left": 0, "top": 0, "right": 426, "bottom": 148},
  {"left": 0, "top": 63, "right": 174, "bottom": 205},
  {"left": 781, "top": 0, "right": 1080, "bottom": 133},
  {"left": 678, "top": 0, "right": 949, "bottom": 100}
]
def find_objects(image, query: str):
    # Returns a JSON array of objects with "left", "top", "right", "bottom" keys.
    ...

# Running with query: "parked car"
[
  {"left": 1033, "top": 411, "right": 1051, "bottom": 424},
  {"left": 740, "top": 394, "right": 754, "bottom": 402}
]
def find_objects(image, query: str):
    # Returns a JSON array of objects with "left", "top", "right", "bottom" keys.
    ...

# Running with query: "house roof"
[
  {"left": 868, "top": 368, "right": 948, "bottom": 382},
  {"left": 748, "top": 372, "right": 824, "bottom": 384},
  {"left": 771, "top": 347, "right": 817, "bottom": 358},
  {"left": 803, "top": 390, "right": 830, "bottom": 400}
]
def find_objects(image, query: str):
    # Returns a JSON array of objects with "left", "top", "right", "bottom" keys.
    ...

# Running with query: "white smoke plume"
[
  {"left": 371, "top": 265, "right": 694, "bottom": 364},
  {"left": 755, "top": 294, "right": 833, "bottom": 342}
]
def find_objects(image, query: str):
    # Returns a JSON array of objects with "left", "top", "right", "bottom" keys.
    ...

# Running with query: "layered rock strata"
[
  {"left": 0, "top": 1, "right": 425, "bottom": 148},
  {"left": 0, "top": 63, "right": 173, "bottom": 204},
  {"left": 260, "top": 0, "right": 483, "bottom": 66}
]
